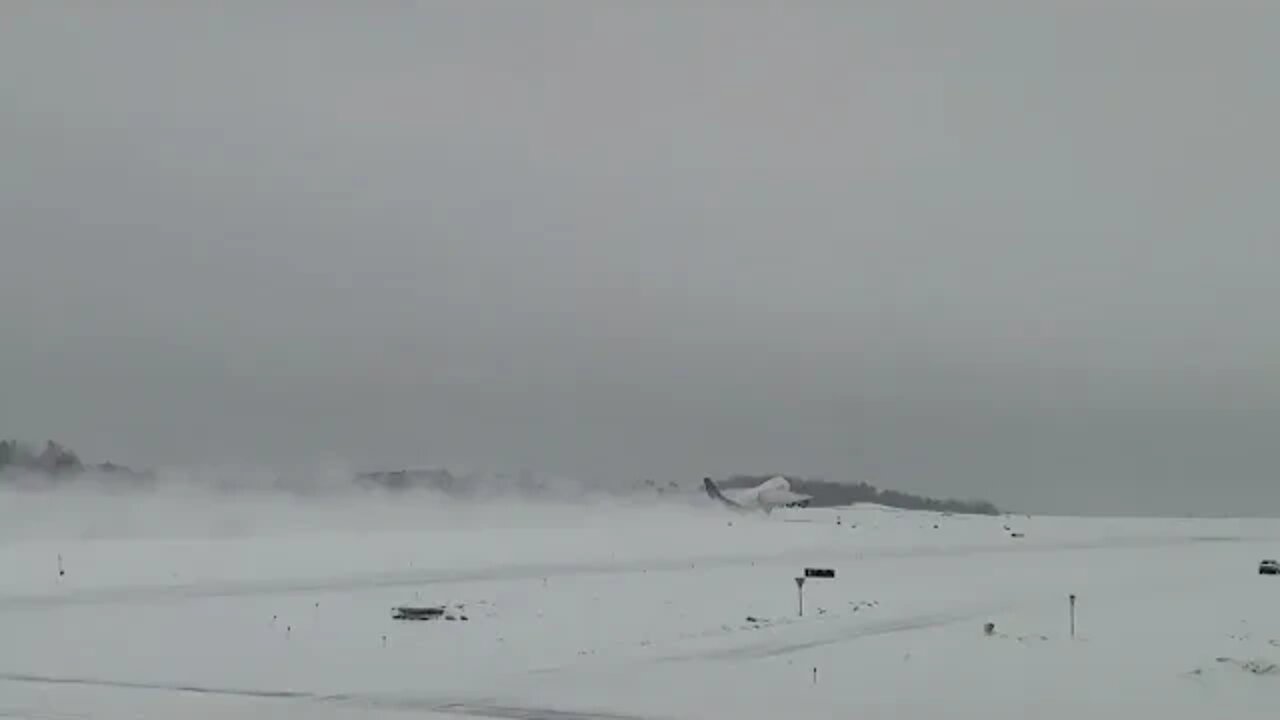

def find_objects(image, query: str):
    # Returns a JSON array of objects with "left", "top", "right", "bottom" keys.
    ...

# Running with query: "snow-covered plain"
[{"left": 2, "top": 488, "right": 1280, "bottom": 719}]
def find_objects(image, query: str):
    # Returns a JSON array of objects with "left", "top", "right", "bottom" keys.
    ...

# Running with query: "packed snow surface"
[{"left": 2, "top": 491, "right": 1279, "bottom": 719}]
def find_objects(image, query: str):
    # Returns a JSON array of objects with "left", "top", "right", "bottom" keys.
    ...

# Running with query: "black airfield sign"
[{"left": 804, "top": 568, "right": 835, "bottom": 579}]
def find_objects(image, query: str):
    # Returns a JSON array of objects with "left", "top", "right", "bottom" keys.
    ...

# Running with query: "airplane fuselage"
[{"left": 703, "top": 476, "right": 812, "bottom": 513}]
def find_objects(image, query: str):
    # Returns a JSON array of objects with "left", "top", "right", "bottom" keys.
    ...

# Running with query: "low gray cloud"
[{"left": 2, "top": 2, "right": 1278, "bottom": 515}]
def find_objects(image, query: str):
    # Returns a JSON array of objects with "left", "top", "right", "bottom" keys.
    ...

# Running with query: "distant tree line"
[
  {"left": 0, "top": 439, "right": 145, "bottom": 483},
  {"left": 1, "top": 438, "right": 999, "bottom": 515},
  {"left": 721, "top": 474, "right": 1000, "bottom": 515},
  {"left": 0, "top": 439, "right": 84, "bottom": 475}
]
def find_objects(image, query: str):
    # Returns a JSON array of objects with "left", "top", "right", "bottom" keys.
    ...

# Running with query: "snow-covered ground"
[{"left": 2, "top": 490, "right": 1279, "bottom": 719}]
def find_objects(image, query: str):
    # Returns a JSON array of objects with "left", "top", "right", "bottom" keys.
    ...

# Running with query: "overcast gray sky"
[{"left": 2, "top": 2, "right": 1278, "bottom": 515}]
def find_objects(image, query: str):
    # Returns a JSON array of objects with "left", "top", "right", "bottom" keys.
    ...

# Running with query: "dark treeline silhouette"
[
  {"left": 0, "top": 439, "right": 144, "bottom": 481},
  {"left": 0, "top": 439, "right": 84, "bottom": 475},
  {"left": 2, "top": 439, "right": 998, "bottom": 514},
  {"left": 722, "top": 474, "right": 1000, "bottom": 515}
]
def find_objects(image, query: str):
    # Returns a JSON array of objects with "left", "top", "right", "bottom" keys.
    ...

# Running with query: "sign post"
[
  {"left": 795, "top": 577, "right": 806, "bottom": 617},
  {"left": 1069, "top": 594, "right": 1077, "bottom": 639}
]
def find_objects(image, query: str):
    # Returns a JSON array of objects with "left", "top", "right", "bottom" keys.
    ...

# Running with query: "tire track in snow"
[
  {"left": 0, "top": 707, "right": 88, "bottom": 720},
  {"left": 647, "top": 536, "right": 1249, "bottom": 666},
  {"left": 714, "top": 607, "right": 1002, "bottom": 661},
  {"left": 0, "top": 534, "right": 1252, "bottom": 611},
  {"left": 433, "top": 703, "right": 658, "bottom": 719},
  {"left": 645, "top": 603, "right": 1010, "bottom": 665},
  {"left": 0, "top": 673, "right": 661, "bottom": 720},
  {"left": 0, "top": 672, "right": 326, "bottom": 700}
]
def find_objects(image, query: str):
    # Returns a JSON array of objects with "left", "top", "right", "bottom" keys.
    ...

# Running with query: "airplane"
[{"left": 703, "top": 476, "right": 813, "bottom": 514}]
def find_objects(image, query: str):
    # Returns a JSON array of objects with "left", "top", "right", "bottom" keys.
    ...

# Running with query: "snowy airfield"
[{"left": 3, "top": 488, "right": 1280, "bottom": 719}]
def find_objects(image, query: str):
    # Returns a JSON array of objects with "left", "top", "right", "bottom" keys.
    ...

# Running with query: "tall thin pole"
[{"left": 1069, "top": 594, "right": 1076, "bottom": 639}]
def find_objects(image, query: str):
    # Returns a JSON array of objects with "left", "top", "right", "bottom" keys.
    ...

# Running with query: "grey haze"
[{"left": 2, "top": 2, "right": 1278, "bottom": 516}]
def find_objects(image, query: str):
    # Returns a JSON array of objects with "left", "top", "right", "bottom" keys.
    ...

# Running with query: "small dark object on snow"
[
  {"left": 1010, "top": 532, "right": 1025, "bottom": 538},
  {"left": 1259, "top": 559, "right": 1279, "bottom": 575},
  {"left": 984, "top": 622, "right": 996, "bottom": 636},
  {"left": 392, "top": 606, "right": 446, "bottom": 621}
]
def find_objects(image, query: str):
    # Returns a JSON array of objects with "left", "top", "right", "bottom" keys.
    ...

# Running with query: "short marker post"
[
  {"left": 795, "top": 577, "right": 806, "bottom": 617},
  {"left": 1069, "top": 593, "right": 1077, "bottom": 639}
]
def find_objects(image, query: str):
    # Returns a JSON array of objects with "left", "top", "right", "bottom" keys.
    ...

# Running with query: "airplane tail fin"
[{"left": 703, "top": 477, "right": 745, "bottom": 510}]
